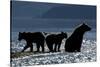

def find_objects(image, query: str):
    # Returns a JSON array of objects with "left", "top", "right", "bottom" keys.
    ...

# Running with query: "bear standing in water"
[{"left": 65, "top": 23, "right": 91, "bottom": 52}]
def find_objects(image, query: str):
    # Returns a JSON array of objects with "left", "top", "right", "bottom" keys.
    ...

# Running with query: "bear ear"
[
  {"left": 82, "top": 23, "right": 86, "bottom": 25},
  {"left": 61, "top": 31, "right": 63, "bottom": 33},
  {"left": 23, "top": 32, "right": 26, "bottom": 33}
]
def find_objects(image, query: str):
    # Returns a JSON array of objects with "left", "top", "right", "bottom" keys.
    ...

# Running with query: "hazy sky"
[
  {"left": 11, "top": 1, "right": 96, "bottom": 31},
  {"left": 11, "top": 1, "right": 96, "bottom": 19}
]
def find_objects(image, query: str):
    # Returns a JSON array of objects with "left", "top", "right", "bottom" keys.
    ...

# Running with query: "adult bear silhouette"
[
  {"left": 18, "top": 32, "right": 45, "bottom": 52},
  {"left": 65, "top": 23, "right": 91, "bottom": 52},
  {"left": 46, "top": 32, "right": 67, "bottom": 52}
]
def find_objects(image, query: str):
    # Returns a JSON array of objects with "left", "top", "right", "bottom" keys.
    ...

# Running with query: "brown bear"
[
  {"left": 18, "top": 32, "right": 45, "bottom": 52},
  {"left": 46, "top": 32, "right": 67, "bottom": 52},
  {"left": 65, "top": 23, "right": 91, "bottom": 52}
]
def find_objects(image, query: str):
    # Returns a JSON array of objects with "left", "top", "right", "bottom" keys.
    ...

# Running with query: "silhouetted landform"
[
  {"left": 42, "top": 5, "right": 96, "bottom": 19},
  {"left": 11, "top": 1, "right": 96, "bottom": 30},
  {"left": 18, "top": 32, "right": 45, "bottom": 52},
  {"left": 46, "top": 32, "right": 67, "bottom": 52},
  {"left": 65, "top": 23, "right": 91, "bottom": 52},
  {"left": 11, "top": 1, "right": 96, "bottom": 19}
]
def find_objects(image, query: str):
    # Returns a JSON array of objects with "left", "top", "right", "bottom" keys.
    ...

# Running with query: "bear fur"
[
  {"left": 65, "top": 23, "right": 91, "bottom": 52},
  {"left": 18, "top": 32, "right": 45, "bottom": 52},
  {"left": 46, "top": 32, "right": 67, "bottom": 52}
]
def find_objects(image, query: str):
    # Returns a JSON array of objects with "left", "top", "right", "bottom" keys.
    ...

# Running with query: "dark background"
[{"left": 11, "top": 1, "right": 96, "bottom": 31}]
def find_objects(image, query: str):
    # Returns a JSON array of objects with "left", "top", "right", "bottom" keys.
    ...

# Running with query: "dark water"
[
  {"left": 11, "top": 28, "right": 96, "bottom": 41},
  {"left": 11, "top": 19, "right": 96, "bottom": 40},
  {"left": 12, "top": 19, "right": 96, "bottom": 30}
]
